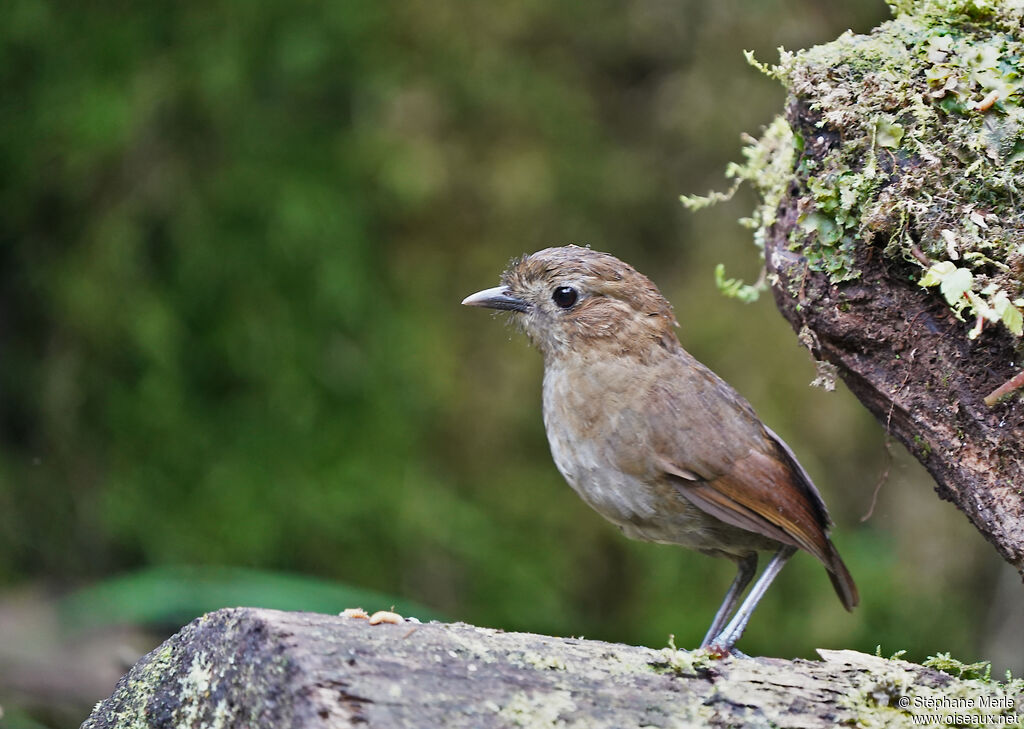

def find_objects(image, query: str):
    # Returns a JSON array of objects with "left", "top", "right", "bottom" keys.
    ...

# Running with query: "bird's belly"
[
  {"left": 545, "top": 422, "right": 775, "bottom": 555},
  {"left": 547, "top": 432, "right": 713, "bottom": 547},
  {"left": 552, "top": 437, "right": 658, "bottom": 525}
]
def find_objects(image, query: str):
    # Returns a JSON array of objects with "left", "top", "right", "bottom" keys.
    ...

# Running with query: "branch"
[
  {"left": 727, "top": 3, "right": 1024, "bottom": 576},
  {"left": 764, "top": 96, "right": 1024, "bottom": 576}
]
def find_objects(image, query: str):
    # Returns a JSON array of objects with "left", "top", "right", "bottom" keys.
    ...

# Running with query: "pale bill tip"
[
  {"left": 461, "top": 285, "right": 529, "bottom": 312},
  {"left": 461, "top": 285, "right": 510, "bottom": 307}
]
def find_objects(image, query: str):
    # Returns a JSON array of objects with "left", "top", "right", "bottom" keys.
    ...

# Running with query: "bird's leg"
[
  {"left": 708, "top": 545, "right": 797, "bottom": 652},
  {"left": 700, "top": 553, "right": 757, "bottom": 648}
]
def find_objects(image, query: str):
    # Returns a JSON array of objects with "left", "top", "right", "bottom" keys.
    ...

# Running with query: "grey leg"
[
  {"left": 708, "top": 545, "right": 797, "bottom": 652},
  {"left": 700, "top": 553, "right": 758, "bottom": 648}
]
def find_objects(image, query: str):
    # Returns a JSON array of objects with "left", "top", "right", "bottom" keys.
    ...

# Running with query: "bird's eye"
[{"left": 552, "top": 286, "right": 578, "bottom": 309}]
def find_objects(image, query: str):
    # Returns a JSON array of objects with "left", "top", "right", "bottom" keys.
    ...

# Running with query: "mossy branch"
[{"left": 691, "top": 0, "right": 1024, "bottom": 576}]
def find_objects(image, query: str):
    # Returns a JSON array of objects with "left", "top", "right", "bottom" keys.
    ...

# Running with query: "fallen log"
[{"left": 82, "top": 607, "right": 1023, "bottom": 728}]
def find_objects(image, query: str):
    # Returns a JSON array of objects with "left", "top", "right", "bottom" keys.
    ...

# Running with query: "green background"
[{"left": 1, "top": 0, "right": 1019, "bottom": 725}]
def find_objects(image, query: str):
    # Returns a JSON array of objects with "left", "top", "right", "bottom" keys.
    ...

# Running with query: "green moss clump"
[
  {"left": 650, "top": 635, "right": 717, "bottom": 677},
  {"left": 699, "top": 0, "right": 1024, "bottom": 338},
  {"left": 840, "top": 649, "right": 1024, "bottom": 728}
]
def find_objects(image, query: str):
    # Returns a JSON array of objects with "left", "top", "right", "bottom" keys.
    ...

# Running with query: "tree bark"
[
  {"left": 81, "top": 607, "right": 1022, "bottom": 728},
  {"left": 765, "top": 99, "right": 1024, "bottom": 578}
]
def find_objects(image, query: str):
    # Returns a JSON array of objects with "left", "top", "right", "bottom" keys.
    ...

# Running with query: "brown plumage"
[{"left": 463, "top": 245, "right": 857, "bottom": 651}]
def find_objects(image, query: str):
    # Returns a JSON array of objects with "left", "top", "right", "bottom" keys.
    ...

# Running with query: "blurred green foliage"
[
  {"left": 0, "top": 3, "right": 1017, "bottom": 719},
  {"left": 58, "top": 565, "right": 441, "bottom": 631}
]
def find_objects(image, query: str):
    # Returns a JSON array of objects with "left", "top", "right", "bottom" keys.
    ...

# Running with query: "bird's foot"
[{"left": 703, "top": 642, "right": 747, "bottom": 659}]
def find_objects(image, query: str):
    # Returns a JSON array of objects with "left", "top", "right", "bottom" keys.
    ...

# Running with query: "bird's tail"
[{"left": 825, "top": 541, "right": 859, "bottom": 611}]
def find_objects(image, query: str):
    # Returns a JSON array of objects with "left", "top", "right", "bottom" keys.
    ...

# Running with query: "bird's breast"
[
  {"left": 541, "top": 358, "right": 674, "bottom": 534},
  {"left": 539, "top": 356, "right": 773, "bottom": 554}
]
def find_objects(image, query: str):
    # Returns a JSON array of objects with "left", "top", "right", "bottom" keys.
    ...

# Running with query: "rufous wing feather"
[{"left": 658, "top": 439, "right": 859, "bottom": 610}]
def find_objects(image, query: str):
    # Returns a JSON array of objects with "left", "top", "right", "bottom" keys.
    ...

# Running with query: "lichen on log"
[{"left": 81, "top": 607, "right": 1024, "bottom": 728}]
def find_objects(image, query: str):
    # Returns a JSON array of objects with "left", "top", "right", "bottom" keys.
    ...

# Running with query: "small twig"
[
  {"left": 862, "top": 348, "right": 916, "bottom": 522},
  {"left": 861, "top": 440, "right": 893, "bottom": 523},
  {"left": 970, "top": 312, "right": 986, "bottom": 339},
  {"left": 984, "top": 369, "right": 1024, "bottom": 407},
  {"left": 909, "top": 245, "right": 932, "bottom": 267}
]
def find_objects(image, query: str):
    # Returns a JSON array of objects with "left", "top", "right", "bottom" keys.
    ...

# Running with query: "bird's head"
[{"left": 462, "top": 245, "right": 679, "bottom": 360}]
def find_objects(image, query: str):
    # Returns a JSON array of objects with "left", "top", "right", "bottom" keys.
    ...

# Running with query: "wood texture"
[{"left": 82, "top": 607, "right": 1022, "bottom": 728}]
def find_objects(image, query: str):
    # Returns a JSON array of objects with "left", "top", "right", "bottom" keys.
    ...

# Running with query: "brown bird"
[{"left": 462, "top": 245, "right": 857, "bottom": 651}]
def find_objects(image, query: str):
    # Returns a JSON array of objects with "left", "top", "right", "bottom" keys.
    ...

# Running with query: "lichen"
[
  {"left": 649, "top": 635, "right": 717, "bottom": 677},
  {"left": 82, "top": 610, "right": 300, "bottom": 729},
  {"left": 521, "top": 650, "right": 569, "bottom": 671},
  {"left": 495, "top": 690, "right": 577, "bottom": 728},
  {"left": 842, "top": 660, "right": 1023, "bottom": 728},
  {"left": 90, "top": 642, "right": 177, "bottom": 729},
  {"left": 693, "top": 0, "right": 1024, "bottom": 340}
]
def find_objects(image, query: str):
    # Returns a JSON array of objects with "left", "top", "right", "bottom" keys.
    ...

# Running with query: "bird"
[{"left": 461, "top": 244, "right": 857, "bottom": 652}]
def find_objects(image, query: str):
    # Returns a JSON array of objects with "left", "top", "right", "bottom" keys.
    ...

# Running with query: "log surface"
[{"left": 81, "top": 607, "right": 1022, "bottom": 728}]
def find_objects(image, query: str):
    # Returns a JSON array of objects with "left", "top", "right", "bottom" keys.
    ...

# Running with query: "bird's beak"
[{"left": 461, "top": 285, "right": 530, "bottom": 312}]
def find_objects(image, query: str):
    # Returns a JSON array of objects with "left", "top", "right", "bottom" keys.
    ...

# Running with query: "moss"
[
  {"left": 693, "top": 0, "right": 1024, "bottom": 339},
  {"left": 650, "top": 646, "right": 717, "bottom": 678},
  {"left": 924, "top": 651, "right": 1024, "bottom": 690},
  {"left": 840, "top": 651, "right": 1024, "bottom": 728}
]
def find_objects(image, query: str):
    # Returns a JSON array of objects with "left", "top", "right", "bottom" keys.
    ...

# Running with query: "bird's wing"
[
  {"left": 656, "top": 445, "right": 832, "bottom": 565},
  {"left": 762, "top": 425, "right": 832, "bottom": 528},
  {"left": 641, "top": 350, "right": 835, "bottom": 566}
]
